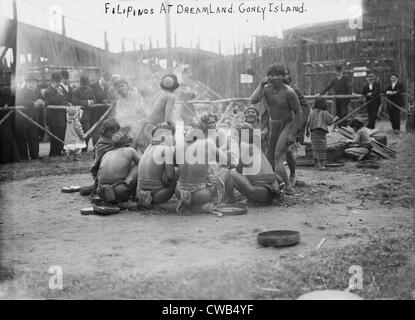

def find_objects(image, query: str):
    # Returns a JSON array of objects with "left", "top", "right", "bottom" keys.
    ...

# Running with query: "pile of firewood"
[{"left": 336, "top": 127, "right": 396, "bottom": 159}]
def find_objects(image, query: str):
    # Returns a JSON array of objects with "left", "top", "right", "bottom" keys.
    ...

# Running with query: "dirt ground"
[{"left": 0, "top": 120, "right": 414, "bottom": 299}]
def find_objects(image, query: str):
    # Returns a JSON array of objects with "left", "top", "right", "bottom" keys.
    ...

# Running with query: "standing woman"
[
  {"left": 361, "top": 73, "right": 382, "bottom": 130},
  {"left": 305, "top": 97, "right": 338, "bottom": 170}
]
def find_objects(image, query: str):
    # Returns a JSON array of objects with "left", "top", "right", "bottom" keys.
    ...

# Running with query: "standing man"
[
  {"left": 385, "top": 73, "right": 406, "bottom": 134},
  {"left": 90, "top": 71, "right": 112, "bottom": 146},
  {"left": 60, "top": 69, "right": 73, "bottom": 103},
  {"left": 72, "top": 75, "right": 96, "bottom": 151},
  {"left": 361, "top": 73, "right": 382, "bottom": 130},
  {"left": 148, "top": 74, "right": 179, "bottom": 127},
  {"left": 319, "top": 65, "right": 353, "bottom": 127},
  {"left": 44, "top": 72, "right": 70, "bottom": 157},
  {"left": 14, "top": 73, "right": 45, "bottom": 160},
  {"left": 250, "top": 64, "right": 303, "bottom": 195}
]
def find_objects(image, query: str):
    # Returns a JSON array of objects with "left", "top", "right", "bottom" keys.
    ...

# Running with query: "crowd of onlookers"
[{"left": 0, "top": 70, "right": 117, "bottom": 164}]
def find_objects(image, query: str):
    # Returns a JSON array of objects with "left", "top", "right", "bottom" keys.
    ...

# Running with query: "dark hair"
[
  {"left": 60, "top": 69, "right": 69, "bottom": 80},
  {"left": 160, "top": 74, "right": 179, "bottom": 91},
  {"left": 151, "top": 122, "right": 175, "bottom": 137},
  {"left": 244, "top": 106, "right": 259, "bottom": 117},
  {"left": 114, "top": 77, "right": 128, "bottom": 87},
  {"left": 313, "top": 97, "right": 328, "bottom": 110},
  {"left": 51, "top": 72, "right": 61, "bottom": 83},
  {"left": 335, "top": 65, "right": 343, "bottom": 73},
  {"left": 391, "top": 73, "right": 399, "bottom": 78},
  {"left": 266, "top": 64, "right": 286, "bottom": 77},
  {"left": 101, "top": 119, "right": 120, "bottom": 135},
  {"left": 80, "top": 75, "right": 90, "bottom": 86},
  {"left": 350, "top": 117, "right": 365, "bottom": 130}
]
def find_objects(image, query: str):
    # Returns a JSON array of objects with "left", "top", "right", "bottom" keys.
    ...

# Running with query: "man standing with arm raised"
[{"left": 250, "top": 64, "right": 303, "bottom": 195}]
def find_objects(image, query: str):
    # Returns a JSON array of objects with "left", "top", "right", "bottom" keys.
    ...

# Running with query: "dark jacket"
[
  {"left": 320, "top": 75, "right": 353, "bottom": 95},
  {"left": 385, "top": 81, "right": 406, "bottom": 107},
  {"left": 44, "top": 85, "right": 70, "bottom": 127},
  {"left": 90, "top": 81, "right": 109, "bottom": 104},
  {"left": 72, "top": 86, "right": 96, "bottom": 122},
  {"left": 361, "top": 81, "right": 382, "bottom": 107},
  {"left": 15, "top": 87, "right": 44, "bottom": 124},
  {"left": 60, "top": 83, "right": 73, "bottom": 103}
]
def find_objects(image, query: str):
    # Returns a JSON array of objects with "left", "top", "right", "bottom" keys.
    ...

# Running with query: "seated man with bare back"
[
  {"left": 97, "top": 131, "right": 140, "bottom": 203},
  {"left": 225, "top": 124, "right": 283, "bottom": 204},
  {"left": 250, "top": 64, "right": 303, "bottom": 195},
  {"left": 148, "top": 74, "right": 180, "bottom": 127},
  {"left": 175, "top": 126, "right": 228, "bottom": 214},
  {"left": 136, "top": 122, "right": 177, "bottom": 209}
]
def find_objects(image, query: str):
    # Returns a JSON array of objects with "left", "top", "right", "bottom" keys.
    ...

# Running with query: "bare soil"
[{"left": 0, "top": 121, "right": 414, "bottom": 299}]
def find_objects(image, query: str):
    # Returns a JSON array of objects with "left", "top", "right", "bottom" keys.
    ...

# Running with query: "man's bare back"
[
  {"left": 138, "top": 144, "right": 174, "bottom": 183},
  {"left": 98, "top": 147, "right": 140, "bottom": 185},
  {"left": 149, "top": 90, "right": 176, "bottom": 125}
]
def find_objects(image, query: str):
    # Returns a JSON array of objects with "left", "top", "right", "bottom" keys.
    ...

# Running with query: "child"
[
  {"left": 64, "top": 106, "right": 86, "bottom": 161},
  {"left": 305, "top": 97, "right": 339, "bottom": 170},
  {"left": 345, "top": 117, "right": 372, "bottom": 161},
  {"left": 79, "top": 118, "right": 120, "bottom": 196}
]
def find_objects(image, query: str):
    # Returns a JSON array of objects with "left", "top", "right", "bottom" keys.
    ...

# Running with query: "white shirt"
[
  {"left": 391, "top": 81, "right": 397, "bottom": 90},
  {"left": 369, "top": 83, "right": 373, "bottom": 91}
]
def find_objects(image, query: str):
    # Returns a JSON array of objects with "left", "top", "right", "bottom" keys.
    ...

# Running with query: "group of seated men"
[{"left": 83, "top": 106, "right": 284, "bottom": 214}]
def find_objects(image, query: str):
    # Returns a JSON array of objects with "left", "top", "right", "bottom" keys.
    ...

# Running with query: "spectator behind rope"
[{"left": 72, "top": 75, "right": 96, "bottom": 152}]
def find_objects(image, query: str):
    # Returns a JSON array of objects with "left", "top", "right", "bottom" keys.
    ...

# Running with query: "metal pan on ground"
[
  {"left": 257, "top": 230, "right": 300, "bottom": 248},
  {"left": 61, "top": 186, "right": 82, "bottom": 193},
  {"left": 297, "top": 290, "right": 363, "bottom": 300},
  {"left": 325, "top": 162, "right": 345, "bottom": 168},
  {"left": 80, "top": 207, "right": 95, "bottom": 215},
  {"left": 215, "top": 204, "right": 248, "bottom": 216},
  {"left": 93, "top": 204, "right": 121, "bottom": 215}
]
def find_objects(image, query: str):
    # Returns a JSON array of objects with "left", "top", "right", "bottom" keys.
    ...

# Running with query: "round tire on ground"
[
  {"left": 80, "top": 207, "right": 95, "bottom": 215},
  {"left": 93, "top": 204, "right": 121, "bottom": 215},
  {"left": 61, "top": 186, "right": 82, "bottom": 193},
  {"left": 257, "top": 230, "right": 300, "bottom": 248},
  {"left": 297, "top": 290, "right": 363, "bottom": 300},
  {"left": 216, "top": 204, "right": 248, "bottom": 216}
]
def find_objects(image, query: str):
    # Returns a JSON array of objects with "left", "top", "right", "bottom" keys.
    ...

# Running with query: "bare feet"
[{"left": 284, "top": 185, "right": 295, "bottom": 196}]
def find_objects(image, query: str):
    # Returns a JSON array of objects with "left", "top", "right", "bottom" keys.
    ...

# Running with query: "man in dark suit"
[
  {"left": 385, "top": 73, "right": 406, "bottom": 134},
  {"left": 44, "top": 72, "right": 70, "bottom": 157},
  {"left": 90, "top": 71, "right": 112, "bottom": 146},
  {"left": 361, "top": 73, "right": 382, "bottom": 129},
  {"left": 60, "top": 69, "right": 73, "bottom": 103},
  {"left": 72, "top": 75, "right": 96, "bottom": 151},
  {"left": 15, "top": 73, "right": 45, "bottom": 160},
  {"left": 319, "top": 65, "right": 353, "bottom": 127}
]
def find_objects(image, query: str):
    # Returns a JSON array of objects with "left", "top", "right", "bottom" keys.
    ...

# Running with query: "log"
[
  {"left": 0, "top": 110, "right": 14, "bottom": 126},
  {"left": 15, "top": 109, "right": 65, "bottom": 144},
  {"left": 332, "top": 96, "right": 379, "bottom": 126},
  {"left": 84, "top": 105, "right": 114, "bottom": 138}
]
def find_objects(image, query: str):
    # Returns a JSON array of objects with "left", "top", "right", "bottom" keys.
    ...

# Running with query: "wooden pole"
[
  {"left": 164, "top": 0, "right": 173, "bottom": 72},
  {"left": 61, "top": 15, "right": 66, "bottom": 37},
  {"left": 84, "top": 105, "right": 114, "bottom": 138},
  {"left": 12, "top": 0, "right": 17, "bottom": 73},
  {"left": 0, "top": 111, "right": 14, "bottom": 127},
  {"left": 16, "top": 109, "right": 65, "bottom": 144}
]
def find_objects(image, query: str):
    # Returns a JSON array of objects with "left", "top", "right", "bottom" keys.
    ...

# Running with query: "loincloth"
[
  {"left": 206, "top": 164, "right": 230, "bottom": 204},
  {"left": 175, "top": 180, "right": 206, "bottom": 214},
  {"left": 97, "top": 180, "right": 125, "bottom": 203},
  {"left": 136, "top": 179, "right": 164, "bottom": 209}
]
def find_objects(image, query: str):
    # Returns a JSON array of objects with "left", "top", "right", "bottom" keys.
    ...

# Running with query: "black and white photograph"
[{"left": 0, "top": 0, "right": 414, "bottom": 303}]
